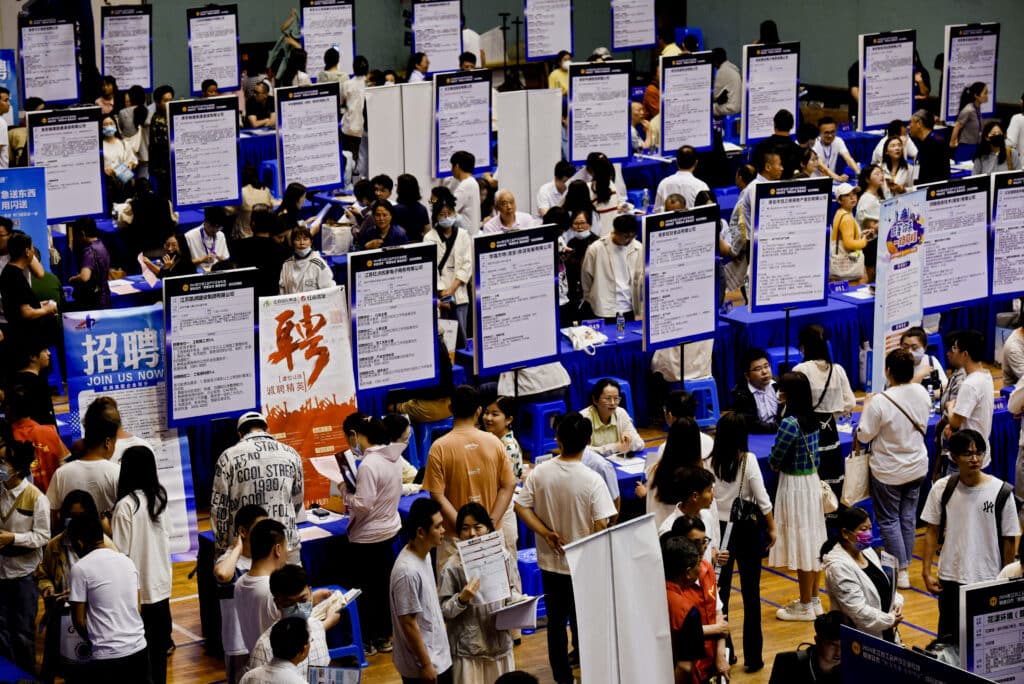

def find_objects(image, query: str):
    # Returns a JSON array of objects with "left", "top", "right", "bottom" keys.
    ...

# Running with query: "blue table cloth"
[
  {"left": 239, "top": 130, "right": 278, "bottom": 169},
  {"left": 621, "top": 155, "right": 674, "bottom": 196},
  {"left": 839, "top": 130, "right": 884, "bottom": 167}
]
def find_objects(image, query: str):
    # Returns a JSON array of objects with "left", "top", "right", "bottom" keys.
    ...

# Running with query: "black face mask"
[{"left": 988, "top": 135, "right": 1005, "bottom": 148}]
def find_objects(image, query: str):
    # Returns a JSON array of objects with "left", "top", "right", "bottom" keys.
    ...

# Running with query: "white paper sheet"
[
  {"left": 493, "top": 596, "right": 541, "bottom": 630},
  {"left": 457, "top": 531, "right": 511, "bottom": 605}
]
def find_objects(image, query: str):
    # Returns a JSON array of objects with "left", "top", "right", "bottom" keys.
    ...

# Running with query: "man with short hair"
[
  {"left": 389, "top": 498, "right": 453, "bottom": 684},
  {"left": 921, "top": 429, "right": 1019, "bottom": 642},
  {"left": 731, "top": 348, "right": 781, "bottom": 433},
  {"left": 516, "top": 414, "right": 616, "bottom": 684},
  {"left": 148, "top": 85, "right": 175, "bottom": 197},
  {"left": 752, "top": 109, "right": 801, "bottom": 178},
  {"left": 372, "top": 174, "right": 394, "bottom": 202},
  {"left": 940, "top": 330, "right": 994, "bottom": 472},
  {"left": 185, "top": 206, "right": 231, "bottom": 269},
  {"left": 725, "top": 150, "right": 783, "bottom": 291},
  {"left": 654, "top": 145, "right": 709, "bottom": 212},
  {"left": 458, "top": 51, "right": 477, "bottom": 71},
  {"left": 201, "top": 79, "right": 220, "bottom": 98},
  {"left": 0, "top": 86, "right": 10, "bottom": 168},
  {"left": 0, "top": 232, "right": 57, "bottom": 345},
  {"left": 482, "top": 190, "right": 538, "bottom": 233},
  {"left": 408, "top": 52, "right": 430, "bottom": 82},
  {"left": 246, "top": 81, "right": 276, "bottom": 129},
  {"left": 450, "top": 151, "right": 481, "bottom": 235},
  {"left": 630, "top": 101, "right": 653, "bottom": 153},
  {"left": 234, "top": 519, "right": 289, "bottom": 653},
  {"left": 710, "top": 48, "right": 741, "bottom": 117},
  {"left": 768, "top": 611, "right": 846, "bottom": 683},
  {"left": 239, "top": 617, "right": 310, "bottom": 684},
  {"left": 909, "top": 109, "right": 950, "bottom": 184},
  {"left": 232, "top": 211, "right": 291, "bottom": 298},
  {"left": 211, "top": 411, "right": 304, "bottom": 559},
  {"left": 581, "top": 214, "right": 643, "bottom": 322},
  {"left": 536, "top": 160, "right": 575, "bottom": 217},
  {"left": 46, "top": 398, "right": 121, "bottom": 517},
  {"left": 812, "top": 117, "right": 859, "bottom": 181}
]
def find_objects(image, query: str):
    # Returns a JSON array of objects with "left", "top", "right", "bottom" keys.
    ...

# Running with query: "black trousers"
[
  {"left": 141, "top": 599, "right": 171, "bottom": 684},
  {"left": 82, "top": 648, "right": 153, "bottom": 683},
  {"left": 719, "top": 521, "right": 764, "bottom": 666},
  {"left": 402, "top": 667, "right": 453, "bottom": 684},
  {"left": 541, "top": 569, "right": 580, "bottom": 684},
  {"left": 350, "top": 535, "right": 399, "bottom": 644}
]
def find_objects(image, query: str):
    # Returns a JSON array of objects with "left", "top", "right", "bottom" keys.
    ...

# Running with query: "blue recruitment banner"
[
  {"left": 990, "top": 171, "right": 1024, "bottom": 299},
  {"left": 841, "top": 625, "right": 992, "bottom": 682},
  {"left": 569, "top": 60, "right": 632, "bottom": 164},
  {"left": 524, "top": 0, "right": 573, "bottom": 62},
  {"left": 750, "top": 177, "right": 831, "bottom": 312},
  {"left": 168, "top": 96, "right": 241, "bottom": 211},
  {"left": 275, "top": 82, "right": 344, "bottom": 194},
  {"left": 348, "top": 243, "right": 439, "bottom": 392},
  {"left": 0, "top": 50, "right": 20, "bottom": 126},
  {"left": 960, "top": 578, "right": 1024, "bottom": 683},
  {"left": 0, "top": 168, "right": 50, "bottom": 274},
  {"left": 642, "top": 205, "right": 719, "bottom": 351},
  {"left": 62, "top": 304, "right": 199, "bottom": 559},
  {"left": 920, "top": 175, "right": 989, "bottom": 314},
  {"left": 433, "top": 69, "right": 492, "bottom": 178},
  {"left": 186, "top": 4, "right": 240, "bottom": 96},
  {"left": 163, "top": 269, "right": 260, "bottom": 427},
  {"left": 18, "top": 16, "right": 80, "bottom": 106},
  {"left": 858, "top": 30, "right": 915, "bottom": 132},
  {"left": 472, "top": 225, "right": 560, "bottom": 375},
  {"left": 27, "top": 108, "right": 106, "bottom": 223},
  {"left": 101, "top": 6, "right": 154, "bottom": 93}
]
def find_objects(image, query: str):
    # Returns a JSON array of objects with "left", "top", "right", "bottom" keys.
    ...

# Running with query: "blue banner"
[
  {"left": 841, "top": 625, "right": 991, "bottom": 682},
  {"left": 0, "top": 167, "right": 49, "bottom": 273},
  {"left": 0, "top": 50, "right": 19, "bottom": 125},
  {"left": 62, "top": 304, "right": 198, "bottom": 558}
]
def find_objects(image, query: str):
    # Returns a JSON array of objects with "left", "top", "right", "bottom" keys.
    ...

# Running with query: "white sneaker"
[
  {"left": 811, "top": 597, "right": 825, "bottom": 616},
  {"left": 897, "top": 569, "right": 911, "bottom": 589},
  {"left": 777, "top": 599, "right": 816, "bottom": 621}
]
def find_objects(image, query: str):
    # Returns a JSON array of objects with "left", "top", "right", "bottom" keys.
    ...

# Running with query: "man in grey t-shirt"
[{"left": 389, "top": 498, "right": 453, "bottom": 683}]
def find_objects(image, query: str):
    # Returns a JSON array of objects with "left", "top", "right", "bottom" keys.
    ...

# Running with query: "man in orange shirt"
[{"left": 8, "top": 384, "right": 68, "bottom": 492}]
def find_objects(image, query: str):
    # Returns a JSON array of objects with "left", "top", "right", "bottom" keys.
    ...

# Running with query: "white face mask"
[
  {"left": 910, "top": 349, "right": 925, "bottom": 363},
  {"left": 295, "top": 246, "right": 312, "bottom": 258},
  {"left": 561, "top": 60, "right": 571, "bottom": 71}
]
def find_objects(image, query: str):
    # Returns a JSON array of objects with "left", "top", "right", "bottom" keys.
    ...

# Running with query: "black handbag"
[{"left": 729, "top": 453, "right": 765, "bottom": 547}]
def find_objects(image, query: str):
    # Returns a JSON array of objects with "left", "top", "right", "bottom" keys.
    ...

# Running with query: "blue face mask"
[
  {"left": 295, "top": 246, "right": 312, "bottom": 258},
  {"left": 282, "top": 600, "right": 312, "bottom": 621},
  {"left": 102, "top": 126, "right": 117, "bottom": 137},
  {"left": 437, "top": 216, "right": 457, "bottom": 229}
]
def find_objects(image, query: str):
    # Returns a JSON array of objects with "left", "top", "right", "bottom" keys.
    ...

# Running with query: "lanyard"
[{"left": 202, "top": 231, "right": 217, "bottom": 255}]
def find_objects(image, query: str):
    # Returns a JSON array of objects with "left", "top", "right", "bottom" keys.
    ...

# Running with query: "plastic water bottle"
[
  {"left": 616, "top": 312, "right": 625, "bottom": 339},
  {"left": 641, "top": 189, "right": 650, "bottom": 213}
]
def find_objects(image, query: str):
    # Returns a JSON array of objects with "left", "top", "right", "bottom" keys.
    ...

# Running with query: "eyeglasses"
[
  {"left": 691, "top": 536, "right": 710, "bottom": 547},
  {"left": 958, "top": 449, "right": 983, "bottom": 461},
  {"left": 748, "top": 363, "right": 771, "bottom": 373}
]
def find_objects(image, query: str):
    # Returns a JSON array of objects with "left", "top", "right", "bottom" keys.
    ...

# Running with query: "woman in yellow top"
[{"left": 829, "top": 183, "right": 868, "bottom": 284}]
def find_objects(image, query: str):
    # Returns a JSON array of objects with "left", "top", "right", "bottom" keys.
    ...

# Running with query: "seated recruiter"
[
  {"left": 768, "top": 611, "right": 847, "bottom": 684},
  {"left": 654, "top": 145, "right": 709, "bottom": 212},
  {"left": 482, "top": 190, "right": 540, "bottom": 233},
  {"left": 579, "top": 377, "right": 645, "bottom": 456},
  {"left": 185, "top": 206, "right": 231, "bottom": 271},
  {"left": 730, "top": 347, "right": 781, "bottom": 433},
  {"left": 536, "top": 161, "right": 576, "bottom": 217},
  {"left": 812, "top": 117, "right": 860, "bottom": 182},
  {"left": 245, "top": 81, "right": 277, "bottom": 129},
  {"left": 354, "top": 200, "right": 409, "bottom": 251}
]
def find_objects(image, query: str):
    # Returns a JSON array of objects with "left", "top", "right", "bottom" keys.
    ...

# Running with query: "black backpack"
[{"left": 938, "top": 475, "right": 1017, "bottom": 546}]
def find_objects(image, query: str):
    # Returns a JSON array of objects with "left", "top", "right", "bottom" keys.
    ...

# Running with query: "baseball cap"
[
  {"left": 237, "top": 411, "right": 268, "bottom": 431},
  {"left": 833, "top": 182, "right": 856, "bottom": 200}
]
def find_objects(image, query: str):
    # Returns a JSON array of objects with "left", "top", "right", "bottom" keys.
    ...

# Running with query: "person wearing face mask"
[
  {"left": 0, "top": 426, "right": 51, "bottom": 677},
  {"left": 424, "top": 194, "right": 473, "bottom": 347},
  {"left": 101, "top": 115, "right": 137, "bottom": 207},
  {"left": 243, "top": 565, "right": 337, "bottom": 679},
  {"left": 558, "top": 208, "right": 598, "bottom": 326},
  {"left": 821, "top": 507, "right": 903, "bottom": 641},
  {"left": 46, "top": 399, "right": 121, "bottom": 526},
  {"left": 973, "top": 121, "right": 1011, "bottom": 174},
  {"left": 898, "top": 326, "right": 947, "bottom": 394},
  {"left": 548, "top": 50, "right": 571, "bottom": 96},
  {"left": 338, "top": 413, "right": 404, "bottom": 657},
  {"left": 277, "top": 226, "right": 334, "bottom": 295}
]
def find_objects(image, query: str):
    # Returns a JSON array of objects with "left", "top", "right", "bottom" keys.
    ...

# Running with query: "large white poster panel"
[
  {"left": 412, "top": 0, "right": 463, "bottom": 74},
  {"left": 960, "top": 579, "right": 1024, "bottom": 684},
  {"left": 990, "top": 171, "right": 1024, "bottom": 298},
  {"left": 660, "top": 52, "right": 713, "bottom": 155},
  {"left": 643, "top": 206, "right": 718, "bottom": 351},
  {"left": 943, "top": 23, "right": 1000, "bottom": 121},
  {"left": 871, "top": 192, "right": 925, "bottom": 392},
  {"left": 569, "top": 61, "right": 631, "bottom": 163},
  {"left": 525, "top": 0, "right": 572, "bottom": 61},
  {"left": 473, "top": 226, "right": 559, "bottom": 375},
  {"left": 101, "top": 6, "right": 153, "bottom": 92},
  {"left": 187, "top": 4, "right": 240, "bottom": 95},
  {"left": 741, "top": 42, "right": 799, "bottom": 145},
  {"left": 259, "top": 286, "right": 357, "bottom": 506},
  {"left": 164, "top": 269, "right": 259, "bottom": 426},
  {"left": 858, "top": 30, "right": 915, "bottom": 132},
  {"left": 276, "top": 83, "right": 343, "bottom": 192},
  {"left": 301, "top": 0, "right": 356, "bottom": 77},
  {"left": 751, "top": 177, "right": 831, "bottom": 311},
  {"left": 434, "top": 70, "right": 492, "bottom": 178},
  {"left": 565, "top": 515, "right": 673, "bottom": 684},
  {"left": 610, "top": 0, "right": 655, "bottom": 51},
  {"left": 19, "top": 17, "right": 79, "bottom": 105},
  {"left": 348, "top": 244, "right": 439, "bottom": 391},
  {"left": 169, "top": 96, "right": 241, "bottom": 210},
  {"left": 921, "top": 176, "right": 990, "bottom": 312},
  {"left": 27, "top": 108, "right": 105, "bottom": 222}
]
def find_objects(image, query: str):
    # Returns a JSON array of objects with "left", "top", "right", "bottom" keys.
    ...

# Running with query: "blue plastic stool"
[
  {"left": 722, "top": 113, "right": 741, "bottom": 143},
  {"left": 516, "top": 548, "right": 546, "bottom": 632},
  {"left": 926, "top": 332, "right": 945, "bottom": 365},
  {"left": 685, "top": 378, "right": 720, "bottom": 429},
  {"left": 259, "top": 159, "right": 281, "bottom": 198},
  {"left": 583, "top": 376, "right": 633, "bottom": 417},
  {"left": 320, "top": 584, "right": 369, "bottom": 668},
  {"left": 414, "top": 417, "right": 454, "bottom": 468},
  {"left": 517, "top": 399, "right": 566, "bottom": 458},
  {"left": 765, "top": 346, "right": 799, "bottom": 376},
  {"left": 452, "top": 363, "right": 467, "bottom": 386}
]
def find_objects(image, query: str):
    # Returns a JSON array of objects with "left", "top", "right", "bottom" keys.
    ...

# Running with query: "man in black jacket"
[
  {"left": 730, "top": 347, "right": 780, "bottom": 433},
  {"left": 769, "top": 611, "right": 847, "bottom": 684},
  {"left": 909, "top": 109, "right": 950, "bottom": 185}
]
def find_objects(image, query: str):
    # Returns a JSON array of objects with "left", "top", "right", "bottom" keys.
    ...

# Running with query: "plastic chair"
[
  {"left": 675, "top": 27, "right": 704, "bottom": 51},
  {"left": 259, "top": 159, "right": 281, "bottom": 198},
  {"left": 583, "top": 376, "right": 633, "bottom": 417},
  {"left": 516, "top": 548, "right": 546, "bottom": 631},
  {"left": 320, "top": 584, "right": 369, "bottom": 668},
  {"left": 685, "top": 378, "right": 720, "bottom": 429},
  {"left": 926, "top": 332, "right": 945, "bottom": 365},
  {"left": 414, "top": 417, "right": 454, "bottom": 468},
  {"left": 517, "top": 400, "right": 566, "bottom": 458},
  {"left": 764, "top": 346, "right": 799, "bottom": 376}
]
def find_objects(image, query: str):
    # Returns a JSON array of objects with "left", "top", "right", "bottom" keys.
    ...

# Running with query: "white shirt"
[
  {"left": 240, "top": 658, "right": 307, "bottom": 684},
  {"left": 0, "top": 116, "right": 8, "bottom": 169},
  {"left": 234, "top": 573, "right": 280, "bottom": 653},
  {"left": 217, "top": 553, "right": 252, "bottom": 656},
  {"left": 1006, "top": 113, "right": 1024, "bottom": 168},
  {"left": 710, "top": 451, "right": 773, "bottom": 521},
  {"left": 870, "top": 135, "right": 918, "bottom": 165},
  {"left": 453, "top": 176, "right": 481, "bottom": 236},
  {"left": 812, "top": 136, "right": 851, "bottom": 177},
  {"left": 482, "top": 211, "right": 539, "bottom": 234},
  {"left": 654, "top": 169, "right": 710, "bottom": 213},
  {"left": 245, "top": 618, "right": 328, "bottom": 679},
  {"left": 185, "top": 226, "right": 230, "bottom": 263},
  {"left": 517, "top": 457, "right": 617, "bottom": 574},
  {"left": 0, "top": 479, "right": 50, "bottom": 579},
  {"left": 922, "top": 475, "right": 1020, "bottom": 584},
  {"left": 712, "top": 61, "right": 742, "bottom": 117},
  {"left": 111, "top": 435, "right": 154, "bottom": 465},
  {"left": 610, "top": 243, "right": 633, "bottom": 314},
  {"left": 409, "top": 70, "right": 426, "bottom": 83},
  {"left": 953, "top": 369, "right": 995, "bottom": 467},
  {"left": 856, "top": 384, "right": 931, "bottom": 485},
  {"left": 111, "top": 490, "right": 172, "bottom": 604},
  {"left": 791, "top": 360, "right": 857, "bottom": 414},
  {"left": 47, "top": 458, "right": 121, "bottom": 514},
  {"left": 423, "top": 227, "right": 473, "bottom": 306},
  {"left": 68, "top": 548, "right": 147, "bottom": 660},
  {"left": 536, "top": 180, "right": 567, "bottom": 216},
  {"left": 497, "top": 362, "right": 570, "bottom": 397},
  {"left": 644, "top": 435, "right": 715, "bottom": 529},
  {"left": 658, "top": 505, "right": 723, "bottom": 568}
]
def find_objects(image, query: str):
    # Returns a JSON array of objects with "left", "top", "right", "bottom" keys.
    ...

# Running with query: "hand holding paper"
[{"left": 458, "top": 576, "right": 481, "bottom": 604}]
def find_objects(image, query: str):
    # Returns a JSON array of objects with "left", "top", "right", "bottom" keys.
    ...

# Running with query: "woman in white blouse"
[
  {"left": 855, "top": 164, "right": 885, "bottom": 283},
  {"left": 880, "top": 137, "right": 913, "bottom": 196}
]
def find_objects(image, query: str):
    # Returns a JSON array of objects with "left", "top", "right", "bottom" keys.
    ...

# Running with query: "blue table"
[
  {"left": 239, "top": 129, "right": 278, "bottom": 169},
  {"left": 839, "top": 129, "right": 884, "bottom": 167},
  {"left": 621, "top": 155, "right": 674, "bottom": 196},
  {"left": 110, "top": 274, "right": 162, "bottom": 308}
]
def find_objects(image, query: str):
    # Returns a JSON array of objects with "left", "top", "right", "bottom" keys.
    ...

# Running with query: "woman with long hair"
[
  {"left": 951, "top": 81, "right": 987, "bottom": 148},
  {"left": 393, "top": 173, "right": 430, "bottom": 242},
  {"left": 855, "top": 163, "right": 885, "bottom": 282},
  {"left": 117, "top": 85, "right": 149, "bottom": 162},
  {"left": 880, "top": 136, "right": 912, "bottom": 195},
  {"left": 279, "top": 47, "right": 312, "bottom": 87},
  {"left": 639, "top": 417, "right": 704, "bottom": 529},
  {"left": 112, "top": 445, "right": 171, "bottom": 684},
  {"left": 588, "top": 155, "right": 629, "bottom": 237},
  {"left": 973, "top": 120, "right": 1011, "bottom": 175}
]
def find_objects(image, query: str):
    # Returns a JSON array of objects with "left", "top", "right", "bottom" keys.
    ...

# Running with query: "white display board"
[
  {"left": 434, "top": 70, "right": 492, "bottom": 178},
  {"left": 168, "top": 96, "right": 241, "bottom": 210},
  {"left": 412, "top": 0, "right": 463, "bottom": 74},
  {"left": 19, "top": 17, "right": 78, "bottom": 105},
  {"left": 101, "top": 6, "right": 153, "bottom": 92},
  {"left": 942, "top": 23, "right": 1000, "bottom": 122},
  {"left": 858, "top": 30, "right": 915, "bottom": 132},
  {"left": 276, "top": 82, "right": 343, "bottom": 192},
  {"left": 659, "top": 52, "right": 714, "bottom": 154},
  {"left": 990, "top": 171, "right": 1024, "bottom": 298},
  {"left": 525, "top": 0, "right": 572, "bottom": 61},
  {"left": 750, "top": 177, "right": 831, "bottom": 311},
  {"left": 27, "top": 108, "right": 105, "bottom": 222},
  {"left": 569, "top": 60, "right": 631, "bottom": 163},
  {"left": 365, "top": 82, "right": 434, "bottom": 202},
  {"left": 187, "top": 4, "right": 239, "bottom": 95},
  {"left": 610, "top": 0, "right": 655, "bottom": 51},
  {"left": 301, "top": 0, "right": 356, "bottom": 77},
  {"left": 496, "top": 88, "right": 563, "bottom": 216},
  {"left": 960, "top": 579, "right": 1024, "bottom": 684},
  {"left": 921, "top": 176, "right": 990, "bottom": 312},
  {"left": 741, "top": 42, "right": 799, "bottom": 145}
]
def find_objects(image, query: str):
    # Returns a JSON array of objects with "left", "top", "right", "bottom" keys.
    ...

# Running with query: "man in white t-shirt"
[
  {"left": 234, "top": 519, "right": 289, "bottom": 653},
  {"left": 185, "top": 206, "right": 231, "bottom": 270},
  {"left": 450, "top": 150, "right": 481, "bottom": 235},
  {"left": 47, "top": 399, "right": 121, "bottom": 522},
  {"left": 481, "top": 189, "right": 539, "bottom": 233},
  {"left": 516, "top": 413, "right": 616, "bottom": 684},
  {"left": 67, "top": 515, "right": 150, "bottom": 680},
  {"left": 214, "top": 504, "right": 267, "bottom": 684},
  {"left": 654, "top": 145, "right": 709, "bottom": 212},
  {"left": 942, "top": 330, "right": 994, "bottom": 471},
  {"left": 536, "top": 160, "right": 575, "bottom": 217},
  {"left": 0, "top": 87, "right": 10, "bottom": 169},
  {"left": 812, "top": 117, "right": 859, "bottom": 182},
  {"left": 239, "top": 617, "right": 310, "bottom": 684},
  {"left": 921, "top": 429, "right": 1019, "bottom": 642}
]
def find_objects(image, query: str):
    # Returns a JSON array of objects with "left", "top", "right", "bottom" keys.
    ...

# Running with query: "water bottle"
[
  {"left": 641, "top": 189, "right": 650, "bottom": 213},
  {"left": 615, "top": 312, "right": 625, "bottom": 339}
]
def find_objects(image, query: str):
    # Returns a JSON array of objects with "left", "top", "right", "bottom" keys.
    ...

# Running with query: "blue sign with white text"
[
  {"left": 0, "top": 167, "right": 49, "bottom": 272},
  {"left": 0, "top": 50, "right": 19, "bottom": 126}
]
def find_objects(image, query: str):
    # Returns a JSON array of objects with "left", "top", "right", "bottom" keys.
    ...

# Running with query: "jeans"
[
  {"left": 0, "top": 575, "right": 39, "bottom": 675},
  {"left": 141, "top": 599, "right": 171, "bottom": 684},
  {"left": 541, "top": 570, "right": 580, "bottom": 684},
  {"left": 351, "top": 535, "right": 399, "bottom": 644},
  {"left": 937, "top": 580, "right": 963, "bottom": 642},
  {"left": 718, "top": 521, "right": 764, "bottom": 667},
  {"left": 869, "top": 476, "right": 922, "bottom": 569}
]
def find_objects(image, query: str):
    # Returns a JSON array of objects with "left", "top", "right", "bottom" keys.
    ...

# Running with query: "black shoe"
[
  {"left": 568, "top": 650, "right": 580, "bottom": 667},
  {"left": 745, "top": 661, "right": 765, "bottom": 673}
]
